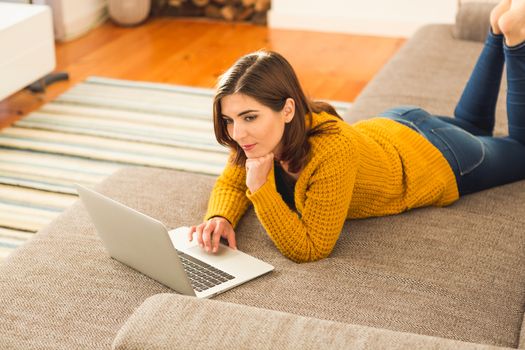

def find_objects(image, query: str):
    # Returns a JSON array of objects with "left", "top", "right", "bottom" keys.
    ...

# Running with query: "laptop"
[{"left": 76, "top": 184, "right": 274, "bottom": 298}]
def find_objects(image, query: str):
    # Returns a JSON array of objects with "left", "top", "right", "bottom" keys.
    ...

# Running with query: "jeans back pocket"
[{"left": 430, "top": 127, "right": 485, "bottom": 176}]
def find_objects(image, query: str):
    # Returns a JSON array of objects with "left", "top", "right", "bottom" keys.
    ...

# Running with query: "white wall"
[
  {"left": 59, "top": 0, "right": 107, "bottom": 39},
  {"left": 33, "top": 0, "right": 108, "bottom": 41},
  {"left": 269, "top": 0, "right": 458, "bottom": 37}
]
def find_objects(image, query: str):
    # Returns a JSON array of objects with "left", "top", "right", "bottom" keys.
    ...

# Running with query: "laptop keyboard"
[{"left": 177, "top": 251, "right": 235, "bottom": 292}]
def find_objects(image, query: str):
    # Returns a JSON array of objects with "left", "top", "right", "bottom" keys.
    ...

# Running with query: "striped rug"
[{"left": 0, "top": 76, "right": 351, "bottom": 261}]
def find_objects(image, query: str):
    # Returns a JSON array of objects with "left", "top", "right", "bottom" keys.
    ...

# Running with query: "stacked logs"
[{"left": 159, "top": 0, "right": 271, "bottom": 25}]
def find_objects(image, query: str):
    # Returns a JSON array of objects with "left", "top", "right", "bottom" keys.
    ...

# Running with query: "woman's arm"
[
  {"left": 247, "top": 143, "right": 358, "bottom": 263},
  {"left": 205, "top": 158, "right": 251, "bottom": 229}
]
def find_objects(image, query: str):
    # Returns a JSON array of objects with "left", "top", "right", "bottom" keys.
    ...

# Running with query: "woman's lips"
[{"left": 242, "top": 143, "right": 256, "bottom": 151}]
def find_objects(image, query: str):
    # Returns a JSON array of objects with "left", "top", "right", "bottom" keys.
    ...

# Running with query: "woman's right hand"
[{"left": 188, "top": 217, "right": 237, "bottom": 253}]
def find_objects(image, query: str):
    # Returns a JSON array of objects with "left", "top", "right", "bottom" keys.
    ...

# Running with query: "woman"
[{"left": 188, "top": 0, "right": 525, "bottom": 263}]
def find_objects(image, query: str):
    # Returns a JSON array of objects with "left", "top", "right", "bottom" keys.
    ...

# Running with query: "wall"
[
  {"left": 268, "top": 0, "right": 458, "bottom": 37},
  {"left": 33, "top": 0, "right": 108, "bottom": 41},
  {"left": 59, "top": 0, "right": 107, "bottom": 40}
]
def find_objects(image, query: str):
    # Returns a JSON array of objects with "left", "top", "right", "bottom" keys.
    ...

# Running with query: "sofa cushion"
[
  {"left": 344, "top": 24, "right": 508, "bottom": 138},
  {"left": 1, "top": 167, "right": 523, "bottom": 348},
  {"left": 112, "top": 293, "right": 507, "bottom": 350},
  {"left": 454, "top": 2, "right": 495, "bottom": 43}
]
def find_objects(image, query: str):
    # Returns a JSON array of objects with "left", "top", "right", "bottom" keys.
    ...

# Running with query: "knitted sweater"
[{"left": 205, "top": 112, "right": 459, "bottom": 263}]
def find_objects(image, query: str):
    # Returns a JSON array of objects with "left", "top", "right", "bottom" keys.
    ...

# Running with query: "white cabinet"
[{"left": 0, "top": 3, "right": 55, "bottom": 100}]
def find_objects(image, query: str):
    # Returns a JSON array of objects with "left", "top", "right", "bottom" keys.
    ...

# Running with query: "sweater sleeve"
[
  {"left": 204, "top": 156, "right": 251, "bottom": 228},
  {"left": 246, "top": 141, "right": 358, "bottom": 263}
]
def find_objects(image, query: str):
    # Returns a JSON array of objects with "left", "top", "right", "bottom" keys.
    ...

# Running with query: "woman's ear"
[{"left": 283, "top": 98, "right": 295, "bottom": 123}]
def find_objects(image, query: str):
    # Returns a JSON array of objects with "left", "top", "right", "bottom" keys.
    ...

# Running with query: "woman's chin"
[{"left": 244, "top": 150, "right": 266, "bottom": 159}]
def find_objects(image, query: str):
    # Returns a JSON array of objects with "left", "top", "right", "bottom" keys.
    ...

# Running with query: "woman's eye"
[
  {"left": 244, "top": 115, "right": 257, "bottom": 122},
  {"left": 223, "top": 118, "right": 233, "bottom": 125}
]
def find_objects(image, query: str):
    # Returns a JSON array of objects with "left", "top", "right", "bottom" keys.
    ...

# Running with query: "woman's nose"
[{"left": 231, "top": 122, "right": 246, "bottom": 141}]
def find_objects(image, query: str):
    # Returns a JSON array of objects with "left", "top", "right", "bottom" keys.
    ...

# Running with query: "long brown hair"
[{"left": 213, "top": 50, "right": 341, "bottom": 173}]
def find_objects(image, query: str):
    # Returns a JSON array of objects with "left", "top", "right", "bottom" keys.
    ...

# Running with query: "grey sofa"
[{"left": 1, "top": 2, "right": 524, "bottom": 349}]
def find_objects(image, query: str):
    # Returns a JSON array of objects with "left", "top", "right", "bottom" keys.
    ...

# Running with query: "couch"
[{"left": 1, "top": 2, "right": 524, "bottom": 349}]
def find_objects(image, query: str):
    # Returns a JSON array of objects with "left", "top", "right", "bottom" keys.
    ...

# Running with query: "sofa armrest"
[
  {"left": 112, "top": 294, "right": 505, "bottom": 350},
  {"left": 453, "top": 2, "right": 496, "bottom": 42}
]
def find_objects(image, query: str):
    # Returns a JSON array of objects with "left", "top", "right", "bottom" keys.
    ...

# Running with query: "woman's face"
[{"left": 220, "top": 93, "right": 294, "bottom": 159}]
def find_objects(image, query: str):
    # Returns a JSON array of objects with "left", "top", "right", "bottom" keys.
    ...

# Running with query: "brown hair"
[{"left": 213, "top": 50, "right": 341, "bottom": 173}]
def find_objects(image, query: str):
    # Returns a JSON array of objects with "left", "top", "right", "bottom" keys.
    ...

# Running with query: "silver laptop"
[{"left": 76, "top": 184, "right": 274, "bottom": 298}]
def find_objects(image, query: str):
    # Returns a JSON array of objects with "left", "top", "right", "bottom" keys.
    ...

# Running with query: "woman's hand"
[
  {"left": 245, "top": 153, "right": 274, "bottom": 193},
  {"left": 188, "top": 217, "right": 237, "bottom": 253}
]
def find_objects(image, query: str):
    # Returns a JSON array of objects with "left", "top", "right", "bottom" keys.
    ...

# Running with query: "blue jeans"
[{"left": 380, "top": 30, "right": 525, "bottom": 196}]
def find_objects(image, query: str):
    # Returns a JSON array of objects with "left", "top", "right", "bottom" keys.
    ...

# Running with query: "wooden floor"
[{"left": 0, "top": 18, "right": 405, "bottom": 129}]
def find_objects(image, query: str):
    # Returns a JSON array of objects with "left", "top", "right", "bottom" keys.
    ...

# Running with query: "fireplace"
[{"left": 154, "top": 0, "right": 271, "bottom": 25}]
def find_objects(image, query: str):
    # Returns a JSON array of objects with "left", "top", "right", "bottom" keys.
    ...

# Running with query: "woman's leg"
[
  {"left": 452, "top": 0, "right": 510, "bottom": 135},
  {"left": 452, "top": 136, "right": 525, "bottom": 195},
  {"left": 442, "top": 2, "right": 525, "bottom": 195},
  {"left": 500, "top": 0, "right": 525, "bottom": 144},
  {"left": 382, "top": 1, "right": 525, "bottom": 195}
]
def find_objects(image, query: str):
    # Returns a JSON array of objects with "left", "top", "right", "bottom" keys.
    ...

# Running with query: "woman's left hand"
[{"left": 245, "top": 153, "right": 274, "bottom": 193}]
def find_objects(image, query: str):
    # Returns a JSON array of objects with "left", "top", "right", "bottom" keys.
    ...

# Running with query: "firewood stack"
[{"left": 158, "top": 0, "right": 271, "bottom": 25}]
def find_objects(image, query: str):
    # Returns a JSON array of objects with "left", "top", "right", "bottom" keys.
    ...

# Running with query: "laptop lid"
[{"left": 76, "top": 185, "right": 274, "bottom": 298}]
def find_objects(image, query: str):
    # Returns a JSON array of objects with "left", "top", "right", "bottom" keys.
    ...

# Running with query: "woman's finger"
[
  {"left": 202, "top": 220, "right": 215, "bottom": 252},
  {"left": 211, "top": 220, "right": 223, "bottom": 253},
  {"left": 245, "top": 159, "right": 254, "bottom": 171},
  {"left": 196, "top": 223, "right": 205, "bottom": 248},
  {"left": 227, "top": 230, "right": 237, "bottom": 250},
  {"left": 188, "top": 226, "right": 196, "bottom": 242}
]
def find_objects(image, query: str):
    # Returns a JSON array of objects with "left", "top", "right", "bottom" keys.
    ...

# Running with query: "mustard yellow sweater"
[{"left": 205, "top": 112, "right": 459, "bottom": 263}]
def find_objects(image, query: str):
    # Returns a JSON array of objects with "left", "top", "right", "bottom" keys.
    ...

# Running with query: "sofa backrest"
[{"left": 454, "top": 1, "right": 496, "bottom": 42}]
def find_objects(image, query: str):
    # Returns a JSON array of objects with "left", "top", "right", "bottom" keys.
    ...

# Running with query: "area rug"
[{"left": 0, "top": 76, "right": 352, "bottom": 261}]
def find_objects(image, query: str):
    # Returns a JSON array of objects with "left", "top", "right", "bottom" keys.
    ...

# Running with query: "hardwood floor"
[{"left": 0, "top": 18, "right": 405, "bottom": 129}]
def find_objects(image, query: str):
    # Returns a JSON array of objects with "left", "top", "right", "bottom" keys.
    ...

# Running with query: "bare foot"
[
  {"left": 490, "top": 0, "right": 511, "bottom": 35},
  {"left": 499, "top": 0, "right": 525, "bottom": 46}
]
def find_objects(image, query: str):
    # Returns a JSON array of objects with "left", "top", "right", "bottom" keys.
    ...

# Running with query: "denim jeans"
[{"left": 379, "top": 29, "right": 525, "bottom": 196}]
